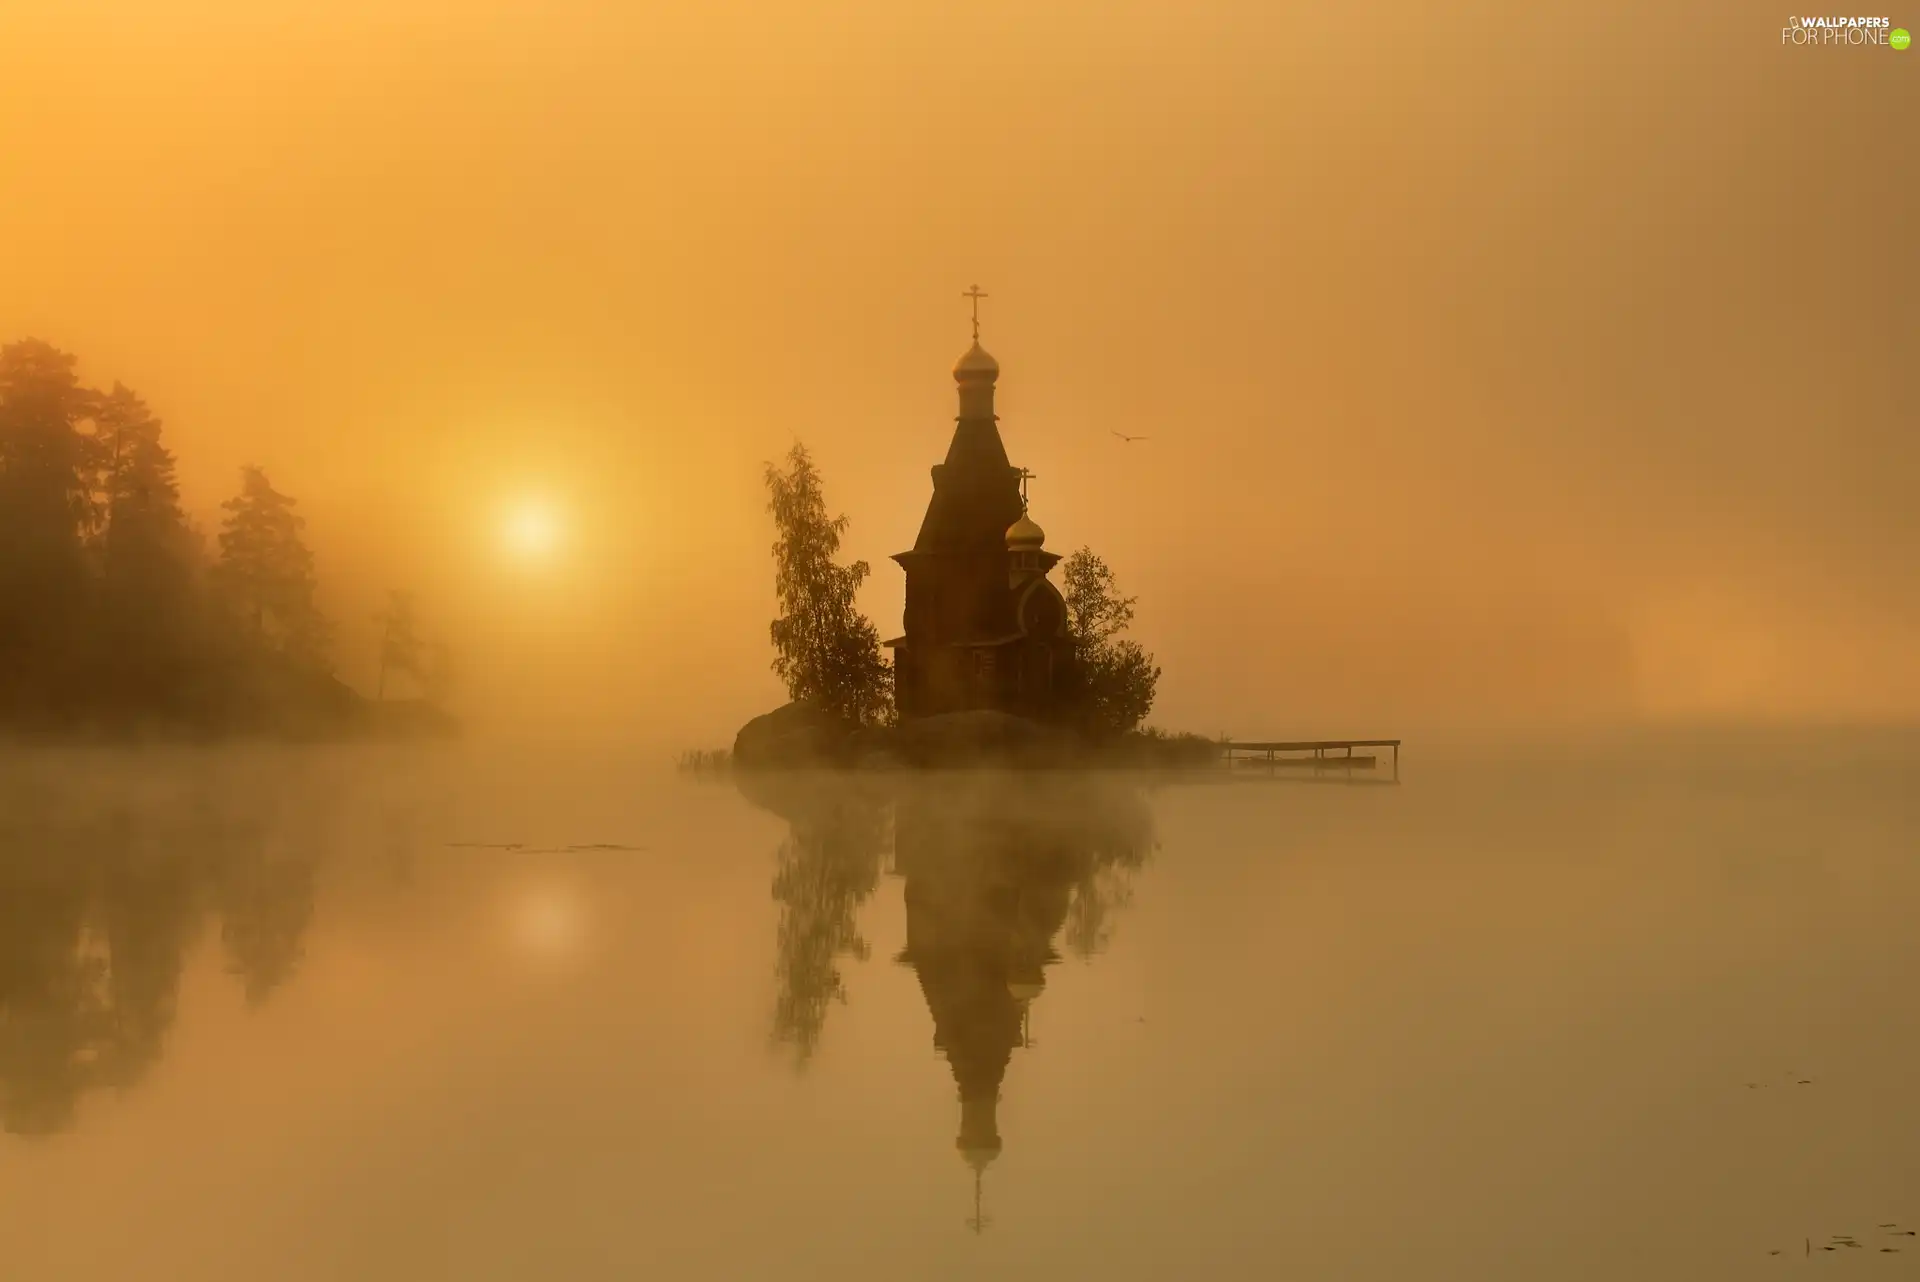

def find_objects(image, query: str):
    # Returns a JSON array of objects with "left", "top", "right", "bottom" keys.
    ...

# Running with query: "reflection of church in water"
[{"left": 889, "top": 783, "right": 1149, "bottom": 1231}]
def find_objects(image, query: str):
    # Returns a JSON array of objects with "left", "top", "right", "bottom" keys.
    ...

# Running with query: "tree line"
[{"left": 0, "top": 338, "right": 443, "bottom": 736}]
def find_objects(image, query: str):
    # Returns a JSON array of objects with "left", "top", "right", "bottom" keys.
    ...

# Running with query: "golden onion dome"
[
  {"left": 1005, "top": 514, "right": 1045, "bottom": 549},
  {"left": 953, "top": 341, "right": 999, "bottom": 380}
]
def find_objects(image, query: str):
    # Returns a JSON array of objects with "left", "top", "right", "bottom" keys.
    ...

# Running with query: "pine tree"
[
  {"left": 214, "top": 466, "right": 330, "bottom": 668},
  {"left": 0, "top": 340, "right": 96, "bottom": 711},
  {"left": 89, "top": 384, "right": 201, "bottom": 711},
  {"left": 374, "top": 590, "right": 424, "bottom": 700},
  {"left": 94, "top": 384, "right": 187, "bottom": 568},
  {"left": 93, "top": 386, "right": 194, "bottom": 611}
]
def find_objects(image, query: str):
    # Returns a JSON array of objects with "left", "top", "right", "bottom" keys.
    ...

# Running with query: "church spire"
[
  {"left": 966, "top": 1168, "right": 991, "bottom": 1235},
  {"left": 953, "top": 284, "right": 999, "bottom": 421},
  {"left": 958, "top": 1092, "right": 1001, "bottom": 1233}
]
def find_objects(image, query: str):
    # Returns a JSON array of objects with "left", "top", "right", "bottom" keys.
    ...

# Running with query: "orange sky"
[{"left": 1, "top": 0, "right": 1912, "bottom": 742}]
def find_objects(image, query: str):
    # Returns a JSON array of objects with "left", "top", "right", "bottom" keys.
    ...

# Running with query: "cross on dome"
[{"left": 962, "top": 284, "right": 988, "bottom": 341}]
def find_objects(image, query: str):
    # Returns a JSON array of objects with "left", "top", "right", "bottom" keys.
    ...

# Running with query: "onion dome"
[
  {"left": 953, "top": 341, "right": 999, "bottom": 381},
  {"left": 1005, "top": 513, "right": 1046, "bottom": 549},
  {"left": 958, "top": 1138, "right": 1002, "bottom": 1172}
]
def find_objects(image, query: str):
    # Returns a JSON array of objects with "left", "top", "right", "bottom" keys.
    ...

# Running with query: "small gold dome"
[
  {"left": 1006, "top": 514, "right": 1045, "bottom": 548},
  {"left": 953, "top": 341, "right": 999, "bottom": 380}
]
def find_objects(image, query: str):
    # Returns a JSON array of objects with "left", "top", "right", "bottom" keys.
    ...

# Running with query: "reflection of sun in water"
[
  {"left": 511, "top": 883, "right": 585, "bottom": 959},
  {"left": 502, "top": 500, "right": 562, "bottom": 563}
]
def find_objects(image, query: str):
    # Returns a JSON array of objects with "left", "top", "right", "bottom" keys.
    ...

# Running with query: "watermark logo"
[{"left": 1782, "top": 15, "right": 1903, "bottom": 44}]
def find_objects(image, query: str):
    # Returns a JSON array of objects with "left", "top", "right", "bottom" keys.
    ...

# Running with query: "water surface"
[{"left": 1, "top": 730, "right": 1915, "bottom": 1280}]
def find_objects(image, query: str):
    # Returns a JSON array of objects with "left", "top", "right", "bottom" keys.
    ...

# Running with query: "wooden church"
[{"left": 884, "top": 290, "right": 1073, "bottom": 722}]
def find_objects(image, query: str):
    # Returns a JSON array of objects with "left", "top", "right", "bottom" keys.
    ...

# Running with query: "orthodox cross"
[
  {"left": 966, "top": 1171, "right": 992, "bottom": 1235},
  {"left": 962, "top": 284, "right": 988, "bottom": 341},
  {"left": 1015, "top": 467, "right": 1036, "bottom": 512}
]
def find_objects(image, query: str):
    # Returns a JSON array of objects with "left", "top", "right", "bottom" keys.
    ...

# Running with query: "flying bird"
[{"left": 1111, "top": 431, "right": 1150, "bottom": 443}]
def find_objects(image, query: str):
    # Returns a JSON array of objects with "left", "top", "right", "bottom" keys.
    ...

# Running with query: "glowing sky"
[{"left": 1, "top": 0, "right": 1912, "bottom": 740}]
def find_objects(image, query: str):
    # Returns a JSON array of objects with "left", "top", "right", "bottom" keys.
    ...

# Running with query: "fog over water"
[{"left": 1, "top": 734, "right": 1915, "bottom": 1280}]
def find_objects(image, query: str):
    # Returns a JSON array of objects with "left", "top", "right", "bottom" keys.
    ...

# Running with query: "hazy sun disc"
[
  {"left": 511, "top": 884, "right": 585, "bottom": 958},
  {"left": 503, "top": 501, "right": 562, "bottom": 562}
]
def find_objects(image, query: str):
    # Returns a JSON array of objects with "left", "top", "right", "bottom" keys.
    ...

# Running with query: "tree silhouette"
[
  {"left": 93, "top": 384, "right": 188, "bottom": 574},
  {"left": 1060, "top": 548, "right": 1161, "bottom": 737},
  {"left": 214, "top": 465, "right": 330, "bottom": 668},
  {"left": 0, "top": 340, "right": 95, "bottom": 715},
  {"left": 375, "top": 590, "right": 425, "bottom": 700},
  {"left": 764, "top": 443, "right": 892, "bottom": 726},
  {"left": 0, "top": 335, "right": 468, "bottom": 737},
  {"left": 89, "top": 384, "right": 201, "bottom": 712}
]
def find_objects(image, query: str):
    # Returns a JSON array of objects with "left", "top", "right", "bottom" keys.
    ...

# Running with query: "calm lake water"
[{"left": 1, "top": 729, "right": 1916, "bottom": 1280}]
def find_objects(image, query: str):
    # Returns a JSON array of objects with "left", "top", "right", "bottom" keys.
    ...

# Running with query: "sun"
[{"left": 502, "top": 499, "right": 563, "bottom": 563}]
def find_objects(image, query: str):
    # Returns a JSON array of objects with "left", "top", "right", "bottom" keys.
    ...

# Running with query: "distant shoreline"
[{"left": 0, "top": 697, "right": 460, "bottom": 749}]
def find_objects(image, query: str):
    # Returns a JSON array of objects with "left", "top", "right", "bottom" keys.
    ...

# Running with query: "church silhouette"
[
  {"left": 886, "top": 288, "right": 1074, "bottom": 723},
  {"left": 890, "top": 778, "right": 1153, "bottom": 1231}
]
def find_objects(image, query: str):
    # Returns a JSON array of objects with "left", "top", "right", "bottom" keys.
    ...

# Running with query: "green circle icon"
[{"left": 1893, "top": 27, "right": 1912, "bottom": 49}]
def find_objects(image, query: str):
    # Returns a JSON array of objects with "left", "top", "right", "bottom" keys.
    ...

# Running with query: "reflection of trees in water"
[
  {"left": 1059, "top": 798, "right": 1155, "bottom": 959},
  {"left": 96, "top": 817, "right": 202, "bottom": 1090},
  {"left": 742, "top": 773, "right": 892, "bottom": 1066},
  {"left": 217, "top": 825, "right": 318, "bottom": 1007},
  {"left": 0, "top": 861, "right": 108, "bottom": 1136},
  {"left": 739, "top": 771, "right": 1157, "bottom": 1069},
  {"left": 0, "top": 778, "right": 325, "bottom": 1138}
]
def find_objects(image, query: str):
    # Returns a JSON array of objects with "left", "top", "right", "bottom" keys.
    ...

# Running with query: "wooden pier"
[{"left": 1220, "top": 739, "right": 1401, "bottom": 783}]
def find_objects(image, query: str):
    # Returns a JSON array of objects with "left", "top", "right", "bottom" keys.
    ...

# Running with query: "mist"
[{"left": 2, "top": 0, "right": 1910, "bottom": 747}]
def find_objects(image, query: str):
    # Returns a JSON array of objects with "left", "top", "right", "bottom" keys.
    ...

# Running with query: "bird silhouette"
[{"left": 1111, "top": 431, "right": 1150, "bottom": 443}]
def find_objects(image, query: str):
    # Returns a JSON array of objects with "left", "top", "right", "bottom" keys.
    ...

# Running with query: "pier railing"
[{"left": 1220, "top": 739, "right": 1401, "bottom": 782}]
